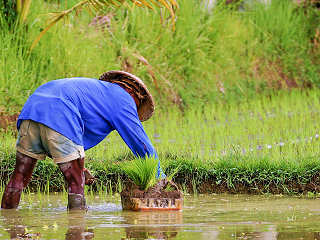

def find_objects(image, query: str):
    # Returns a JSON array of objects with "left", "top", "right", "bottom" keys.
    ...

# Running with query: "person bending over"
[{"left": 1, "top": 71, "right": 164, "bottom": 210}]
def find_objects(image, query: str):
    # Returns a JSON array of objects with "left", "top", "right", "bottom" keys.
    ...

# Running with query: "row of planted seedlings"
[{"left": 0, "top": 90, "right": 320, "bottom": 195}]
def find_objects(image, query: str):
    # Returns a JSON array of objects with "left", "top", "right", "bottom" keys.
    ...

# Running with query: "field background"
[{"left": 1, "top": 0, "right": 320, "bottom": 194}]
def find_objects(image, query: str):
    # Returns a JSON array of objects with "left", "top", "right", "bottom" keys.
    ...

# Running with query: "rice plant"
[{"left": 120, "top": 157, "right": 158, "bottom": 190}]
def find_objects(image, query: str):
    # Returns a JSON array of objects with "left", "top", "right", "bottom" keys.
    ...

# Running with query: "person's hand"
[{"left": 84, "top": 168, "right": 95, "bottom": 185}]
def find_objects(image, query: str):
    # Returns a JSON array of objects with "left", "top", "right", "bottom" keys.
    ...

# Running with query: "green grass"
[
  {"left": 0, "top": 90, "right": 319, "bottom": 194},
  {"left": 0, "top": 0, "right": 319, "bottom": 113},
  {"left": 1, "top": 0, "right": 320, "bottom": 194}
]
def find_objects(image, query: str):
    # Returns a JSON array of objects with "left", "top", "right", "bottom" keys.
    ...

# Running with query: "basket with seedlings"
[{"left": 120, "top": 157, "right": 183, "bottom": 211}]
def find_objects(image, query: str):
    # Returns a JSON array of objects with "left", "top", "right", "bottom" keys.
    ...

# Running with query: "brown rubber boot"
[
  {"left": 58, "top": 158, "right": 87, "bottom": 210},
  {"left": 1, "top": 152, "right": 37, "bottom": 209},
  {"left": 68, "top": 193, "right": 87, "bottom": 210},
  {"left": 1, "top": 188, "right": 23, "bottom": 209}
]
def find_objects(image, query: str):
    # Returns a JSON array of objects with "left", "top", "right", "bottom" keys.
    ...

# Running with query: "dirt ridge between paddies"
[{"left": 1, "top": 153, "right": 320, "bottom": 195}]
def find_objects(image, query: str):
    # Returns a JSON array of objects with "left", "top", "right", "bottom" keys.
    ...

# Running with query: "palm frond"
[{"left": 30, "top": 0, "right": 178, "bottom": 51}]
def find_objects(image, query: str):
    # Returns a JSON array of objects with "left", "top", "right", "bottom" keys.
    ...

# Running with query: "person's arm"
[{"left": 111, "top": 105, "right": 165, "bottom": 178}]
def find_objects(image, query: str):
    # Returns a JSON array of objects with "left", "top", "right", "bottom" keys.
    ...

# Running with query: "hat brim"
[{"left": 99, "top": 70, "right": 155, "bottom": 122}]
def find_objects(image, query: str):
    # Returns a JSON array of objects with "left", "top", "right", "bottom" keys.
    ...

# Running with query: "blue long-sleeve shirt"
[{"left": 17, "top": 77, "right": 160, "bottom": 163}]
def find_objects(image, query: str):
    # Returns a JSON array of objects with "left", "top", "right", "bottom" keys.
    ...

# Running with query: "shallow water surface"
[{"left": 0, "top": 194, "right": 320, "bottom": 239}]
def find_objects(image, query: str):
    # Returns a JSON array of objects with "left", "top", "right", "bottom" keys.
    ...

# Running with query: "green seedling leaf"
[{"left": 120, "top": 157, "right": 158, "bottom": 190}]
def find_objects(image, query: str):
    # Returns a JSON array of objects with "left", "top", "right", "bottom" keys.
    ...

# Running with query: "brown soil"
[
  {"left": 121, "top": 179, "right": 183, "bottom": 199},
  {"left": 180, "top": 173, "right": 320, "bottom": 194},
  {"left": 0, "top": 113, "right": 19, "bottom": 130},
  {"left": 252, "top": 58, "right": 300, "bottom": 91}
]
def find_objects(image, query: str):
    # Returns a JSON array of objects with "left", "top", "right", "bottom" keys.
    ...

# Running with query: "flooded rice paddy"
[{"left": 1, "top": 194, "right": 320, "bottom": 239}]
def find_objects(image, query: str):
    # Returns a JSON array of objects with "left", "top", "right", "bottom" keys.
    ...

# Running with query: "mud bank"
[{"left": 1, "top": 153, "right": 320, "bottom": 195}]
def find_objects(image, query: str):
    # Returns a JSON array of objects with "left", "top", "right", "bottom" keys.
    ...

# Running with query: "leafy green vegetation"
[
  {"left": 1, "top": 0, "right": 320, "bottom": 194},
  {"left": 120, "top": 157, "right": 158, "bottom": 190},
  {"left": 0, "top": 0, "right": 319, "bottom": 113},
  {"left": 0, "top": 90, "right": 319, "bottom": 194}
]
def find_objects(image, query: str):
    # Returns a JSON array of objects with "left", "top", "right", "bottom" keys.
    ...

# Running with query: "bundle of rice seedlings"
[{"left": 121, "top": 157, "right": 158, "bottom": 191}]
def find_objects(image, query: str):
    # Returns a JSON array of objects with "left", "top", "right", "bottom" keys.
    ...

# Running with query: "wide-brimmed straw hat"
[{"left": 99, "top": 70, "right": 155, "bottom": 122}]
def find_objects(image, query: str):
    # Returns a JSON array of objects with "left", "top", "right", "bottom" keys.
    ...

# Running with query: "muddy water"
[{"left": 0, "top": 194, "right": 320, "bottom": 239}]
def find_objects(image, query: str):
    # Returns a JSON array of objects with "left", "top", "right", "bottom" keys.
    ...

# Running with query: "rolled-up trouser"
[{"left": 16, "top": 120, "right": 84, "bottom": 163}]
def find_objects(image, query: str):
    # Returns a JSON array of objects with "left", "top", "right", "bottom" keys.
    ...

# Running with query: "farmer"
[{"left": 1, "top": 71, "right": 164, "bottom": 210}]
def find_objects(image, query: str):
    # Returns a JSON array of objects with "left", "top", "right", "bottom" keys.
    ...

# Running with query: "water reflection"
[
  {"left": 121, "top": 210, "right": 182, "bottom": 239},
  {"left": 65, "top": 211, "right": 94, "bottom": 240},
  {"left": 1, "top": 209, "right": 94, "bottom": 240},
  {"left": 1, "top": 209, "right": 35, "bottom": 239},
  {"left": 1, "top": 194, "right": 320, "bottom": 239},
  {"left": 221, "top": 227, "right": 278, "bottom": 240},
  {"left": 203, "top": 227, "right": 320, "bottom": 240},
  {"left": 201, "top": 228, "right": 320, "bottom": 240},
  {"left": 277, "top": 232, "right": 320, "bottom": 240}
]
